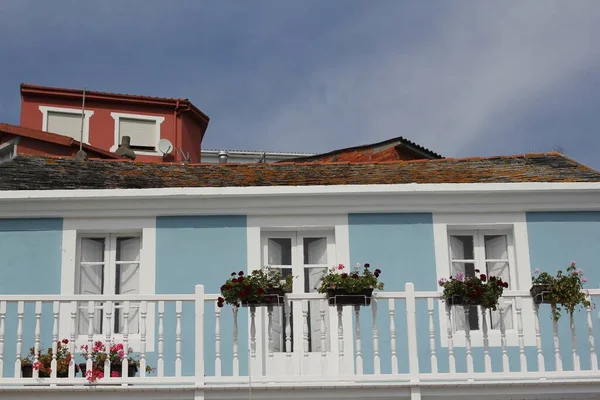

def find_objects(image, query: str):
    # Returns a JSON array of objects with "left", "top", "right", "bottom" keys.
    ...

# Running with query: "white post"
[
  {"left": 250, "top": 306, "right": 257, "bottom": 362},
  {"left": 552, "top": 306, "right": 562, "bottom": 371},
  {"left": 215, "top": 302, "right": 222, "bottom": 377},
  {"left": 51, "top": 301, "right": 59, "bottom": 380},
  {"left": 405, "top": 283, "right": 420, "bottom": 383},
  {"left": 372, "top": 298, "right": 381, "bottom": 374},
  {"left": 14, "top": 301, "right": 23, "bottom": 378},
  {"left": 389, "top": 299, "right": 398, "bottom": 374},
  {"left": 320, "top": 299, "right": 327, "bottom": 375},
  {"left": 0, "top": 301, "right": 5, "bottom": 378},
  {"left": 122, "top": 301, "right": 130, "bottom": 379},
  {"left": 232, "top": 307, "right": 239, "bottom": 376},
  {"left": 104, "top": 301, "right": 112, "bottom": 378},
  {"left": 533, "top": 303, "right": 545, "bottom": 372},
  {"left": 570, "top": 313, "right": 580, "bottom": 371},
  {"left": 586, "top": 295, "right": 598, "bottom": 370},
  {"left": 140, "top": 301, "right": 148, "bottom": 377},
  {"left": 445, "top": 302, "right": 456, "bottom": 374},
  {"left": 481, "top": 307, "right": 492, "bottom": 373},
  {"left": 285, "top": 298, "right": 293, "bottom": 375},
  {"left": 175, "top": 300, "right": 182, "bottom": 377},
  {"left": 33, "top": 301, "right": 41, "bottom": 379},
  {"left": 86, "top": 301, "right": 95, "bottom": 374},
  {"left": 337, "top": 305, "right": 344, "bottom": 374},
  {"left": 354, "top": 305, "right": 363, "bottom": 375},
  {"left": 68, "top": 301, "right": 77, "bottom": 378},
  {"left": 463, "top": 306, "right": 473, "bottom": 374},
  {"left": 426, "top": 298, "right": 437, "bottom": 374},
  {"left": 301, "top": 301, "right": 309, "bottom": 372},
  {"left": 157, "top": 301, "right": 165, "bottom": 377},
  {"left": 195, "top": 285, "right": 205, "bottom": 386},
  {"left": 515, "top": 297, "right": 527, "bottom": 372},
  {"left": 499, "top": 305, "right": 510, "bottom": 372}
]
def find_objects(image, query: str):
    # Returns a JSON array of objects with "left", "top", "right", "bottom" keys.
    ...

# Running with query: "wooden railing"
[{"left": 0, "top": 284, "right": 598, "bottom": 387}]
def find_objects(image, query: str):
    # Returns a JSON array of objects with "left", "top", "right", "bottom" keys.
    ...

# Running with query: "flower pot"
[
  {"left": 445, "top": 295, "right": 483, "bottom": 307},
  {"left": 241, "top": 287, "right": 286, "bottom": 307},
  {"left": 530, "top": 284, "right": 553, "bottom": 305},
  {"left": 326, "top": 288, "right": 373, "bottom": 306},
  {"left": 79, "top": 363, "right": 138, "bottom": 377},
  {"left": 21, "top": 364, "right": 63, "bottom": 378}
]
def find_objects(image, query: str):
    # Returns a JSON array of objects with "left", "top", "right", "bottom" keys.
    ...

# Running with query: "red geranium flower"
[{"left": 480, "top": 274, "right": 487, "bottom": 282}]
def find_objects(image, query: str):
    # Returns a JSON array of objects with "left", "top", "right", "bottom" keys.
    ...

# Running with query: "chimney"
[
  {"left": 218, "top": 150, "right": 228, "bottom": 164},
  {"left": 115, "top": 136, "right": 136, "bottom": 160}
]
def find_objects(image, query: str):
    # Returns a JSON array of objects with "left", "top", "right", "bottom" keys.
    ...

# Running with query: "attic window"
[
  {"left": 39, "top": 106, "right": 94, "bottom": 143},
  {"left": 110, "top": 113, "right": 164, "bottom": 154},
  {"left": 0, "top": 138, "right": 18, "bottom": 164}
]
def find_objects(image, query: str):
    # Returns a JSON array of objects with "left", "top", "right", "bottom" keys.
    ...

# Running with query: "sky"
[{"left": 1, "top": 1, "right": 600, "bottom": 168}]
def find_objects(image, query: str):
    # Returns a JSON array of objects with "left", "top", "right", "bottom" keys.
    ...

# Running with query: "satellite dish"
[{"left": 157, "top": 139, "right": 173, "bottom": 156}]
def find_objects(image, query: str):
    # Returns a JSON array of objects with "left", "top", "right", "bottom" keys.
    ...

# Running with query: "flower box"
[
  {"left": 78, "top": 363, "right": 138, "bottom": 378},
  {"left": 445, "top": 295, "right": 483, "bottom": 307},
  {"left": 241, "top": 287, "right": 286, "bottom": 307},
  {"left": 21, "top": 364, "right": 71, "bottom": 378},
  {"left": 530, "top": 284, "right": 552, "bottom": 305},
  {"left": 326, "top": 288, "right": 374, "bottom": 306}
]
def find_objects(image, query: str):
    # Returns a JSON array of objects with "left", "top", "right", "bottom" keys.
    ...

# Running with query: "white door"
[{"left": 256, "top": 231, "right": 351, "bottom": 376}]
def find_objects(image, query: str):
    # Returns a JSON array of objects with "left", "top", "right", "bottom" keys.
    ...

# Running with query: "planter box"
[
  {"left": 21, "top": 364, "right": 71, "bottom": 378},
  {"left": 78, "top": 363, "right": 138, "bottom": 377},
  {"left": 241, "top": 287, "right": 286, "bottom": 308},
  {"left": 326, "top": 288, "right": 373, "bottom": 306},
  {"left": 530, "top": 284, "right": 553, "bottom": 305},
  {"left": 445, "top": 295, "right": 483, "bottom": 307}
]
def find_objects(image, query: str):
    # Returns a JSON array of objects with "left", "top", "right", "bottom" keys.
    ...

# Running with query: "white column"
[
  {"left": 194, "top": 285, "right": 205, "bottom": 386},
  {"left": 355, "top": 305, "right": 363, "bottom": 375},
  {"left": 68, "top": 301, "right": 77, "bottom": 378},
  {"left": 533, "top": 303, "right": 545, "bottom": 372},
  {"left": 405, "top": 283, "right": 420, "bottom": 383},
  {"left": 86, "top": 301, "right": 95, "bottom": 374},
  {"left": 215, "top": 303, "right": 222, "bottom": 377},
  {"left": 51, "top": 302, "right": 59, "bottom": 380},
  {"left": 463, "top": 306, "right": 473, "bottom": 374},
  {"left": 445, "top": 303, "right": 456, "bottom": 374},
  {"left": 570, "top": 313, "right": 580, "bottom": 371},
  {"left": 499, "top": 305, "right": 510, "bottom": 372},
  {"left": 175, "top": 300, "right": 182, "bottom": 377},
  {"left": 481, "top": 307, "right": 492, "bottom": 373},
  {"left": 389, "top": 299, "right": 398, "bottom": 374},
  {"left": 0, "top": 301, "right": 5, "bottom": 378},
  {"left": 33, "top": 301, "right": 41, "bottom": 379},
  {"left": 337, "top": 305, "right": 344, "bottom": 374},
  {"left": 319, "top": 299, "right": 327, "bottom": 374},
  {"left": 372, "top": 298, "right": 381, "bottom": 375},
  {"left": 232, "top": 307, "right": 239, "bottom": 376},
  {"left": 157, "top": 301, "right": 165, "bottom": 377},
  {"left": 586, "top": 296, "right": 598, "bottom": 370},
  {"left": 250, "top": 306, "right": 257, "bottom": 362},
  {"left": 140, "top": 301, "right": 148, "bottom": 377},
  {"left": 14, "top": 301, "right": 24, "bottom": 378},
  {"left": 552, "top": 306, "right": 562, "bottom": 372},
  {"left": 104, "top": 301, "right": 113, "bottom": 378},
  {"left": 122, "top": 301, "right": 130, "bottom": 378},
  {"left": 515, "top": 297, "right": 527, "bottom": 372}
]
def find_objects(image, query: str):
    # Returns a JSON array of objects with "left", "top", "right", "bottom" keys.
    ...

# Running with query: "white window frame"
[
  {"left": 60, "top": 217, "right": 156, "bottom": 352},
  {"left": 39, "top": 105, "right": 94, "bottom": 144},
  {"left": 110, "top": 112, "right": 164, "bottom": 155},
  {"left": 0, "top": 138, "right": 19, "bottom": 163},
  {"left": 433, "top": 212, "right": 536, "bottom": 347}
]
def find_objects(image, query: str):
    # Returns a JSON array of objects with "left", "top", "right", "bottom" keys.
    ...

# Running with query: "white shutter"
[
  {"left": 449, "top": 236, "right": 466, "bottom": 261},
  {"left": 47, "top": 111, "right": 82, "bottom": 140},
  {"left": 116, "top": 237, "right": 140, "bottom": 334},
  {"left": 304, "top": 238, "right": 327, "bottom": 264},
  {"left": 119, "top": 118, "right": 156, "bottom": 149}
]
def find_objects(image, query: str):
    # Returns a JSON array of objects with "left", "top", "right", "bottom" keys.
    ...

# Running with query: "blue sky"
[{"left": 1, "top": 1, "right": 599, "bottom": 167}]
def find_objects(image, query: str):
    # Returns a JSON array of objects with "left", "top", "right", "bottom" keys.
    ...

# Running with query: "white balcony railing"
[{"left": 0, "top": 284, "right": 598, "bottom": 390}]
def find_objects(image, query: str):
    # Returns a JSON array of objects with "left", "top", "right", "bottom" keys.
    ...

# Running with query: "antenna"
[
  {"left": 157, "top": 139, "right": 173, "bottom": 157},
  {"left": 79, "top": 87, "right": 86, "bottom": 151}
]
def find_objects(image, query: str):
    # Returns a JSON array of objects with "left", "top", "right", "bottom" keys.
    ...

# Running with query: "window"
[
  {"left": 39, "top": 106, "right": 94, "bottom": 143},
  {"left": 76, "top": 235, "right": 141, "bottom": 335},
  {"left": 0, "top": 139, "right": 17, "bottom": 163},
  {"left": 448, "top": 231, "right": 514, "bottom": 332},
  {"left": 110, "top": 112, "right": 164, "bottom": 154}
]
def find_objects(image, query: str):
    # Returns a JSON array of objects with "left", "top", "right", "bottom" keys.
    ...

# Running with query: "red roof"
[
  {"left": 0, "top": 123, "right": 121, "bottom": 159},
  {"left": 20, "top": 83, "right": 210, "bottom": 124}
]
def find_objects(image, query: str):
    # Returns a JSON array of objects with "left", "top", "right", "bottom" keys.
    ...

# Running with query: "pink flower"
[
  {"left": 455, "top": 272, "right": 464, "bottom": 282},
  {"left": 582, "top": 277, "right": 588, "bottom": 283},
  {"left": 534, "top": 268, "right": 540, "bottom": 274},
  {"left": 111, "top": 371, "right": 119, "bottom": 378},
  {"left": 438, "top": 278, "right": 447, "bottom": 286},
  {"left": 118, "top": 350, "right": 124, "bottom": 358},
  {"left": 117, "top": 343, "right": 124, "bottom": 351},
  {"left": 32, "top": 361, "right": 41, "bottom": 370},
  {"left": 337, "top": 264, "right": 344, "bottom": 270}
]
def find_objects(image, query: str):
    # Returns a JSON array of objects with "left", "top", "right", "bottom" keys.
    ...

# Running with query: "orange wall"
[{"left": 20, "top": 94, "right": 205, "bottom": 163}]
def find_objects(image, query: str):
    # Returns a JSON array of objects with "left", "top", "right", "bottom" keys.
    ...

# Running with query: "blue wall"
[
  {"left": 348, "top": 213, "right": 437, "bottom": 374},
  {"left": 526, "top": 212, "right": 600, "bottom": 372},
  {"left": 0, "top": 218, "right": 63, "bottom": 377},
  {"left": 155, "top": 215, "right": 248, "bottom": 377}
]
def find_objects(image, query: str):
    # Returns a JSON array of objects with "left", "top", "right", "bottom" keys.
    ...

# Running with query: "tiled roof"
[
  {"left": 287, "top": 136, "right": 443, "bottom": 163},
  {"left": 0, "top": 123, "right": 121, "bottom": 159},
  {"left": 0, "top": 153, "right": 599, "bottom": 191}
]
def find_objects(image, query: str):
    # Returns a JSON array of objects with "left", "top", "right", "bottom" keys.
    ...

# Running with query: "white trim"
[
  {"left": 39, "top": 105, "right": 94, "bottom": 144},
  {"left": 0, "top": 137, "right": 19, "bottom": 162},
  {"left": 59, "top": 217, "right": 156, "bottom": 351},
  {"left": 1, "top": 182, "right": 600, "bottom": 218},
  {"left": 109, "top": 112, "right": 165, "bottom": 155},
  {"left": 432, "top": 213, "right": 535, "bottom": 348}
]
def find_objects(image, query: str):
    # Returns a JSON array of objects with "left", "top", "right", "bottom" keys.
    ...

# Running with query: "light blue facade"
[{"left": 0, "top": 218, "right": 63, "bottom": 377}]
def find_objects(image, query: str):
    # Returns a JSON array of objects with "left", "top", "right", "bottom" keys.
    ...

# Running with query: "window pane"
[
  {"left": 484, "top": 235, "right": 508, "bottom": 260},
  {"left": 116, "top": 237, "right": 140, "bottom": 262},
  {"left": 303, "top": 237, "right": 327, "bottom": 265},
  {"left": 449, "top": 236, "right": 474, "bottom": 260},
  {"left": 486, "top": 261, "right": 510, "bottom": 283},
  {"left": 78, "top": 265, "right": 104, "bottom": 295},
  {"left": 81, "top": 238, "right": 105, "bottom": 262},
  {"left": 78, "top": 304, "right": 102, "bottom": 335},
  {"left": 491, "top": 303, "right": 513, "bottom": 330},
  {"left": 451, "top": 262, "right": 476, "bottom": 278},
  {"left": 267, "top": 238, "right": 292, "bottom": 265},
  {"left": 453, "top": 306, "right": 479, "bottom": 332},
  {"left": 116, "top": 264, "right": 139, "bottom": 295}
]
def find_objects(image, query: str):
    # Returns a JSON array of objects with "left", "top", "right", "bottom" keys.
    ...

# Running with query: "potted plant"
[
  {"left": 317, "top": 263, "right": 384, "bottom": 306},
  {"left": 530, "top": 262, "right": 591, "bottom": 321},
  {"left": 218, "top": 268, "right": 294, "bottom": 308},
  {"left": 439, "top": 271, "right": 508, "bottom": 310},
  {"left": 21, "top": 339, "right": 79, "bottom": 378},
  {"left": 79, "top": 341, "right": 154, "bottom": 382}
]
